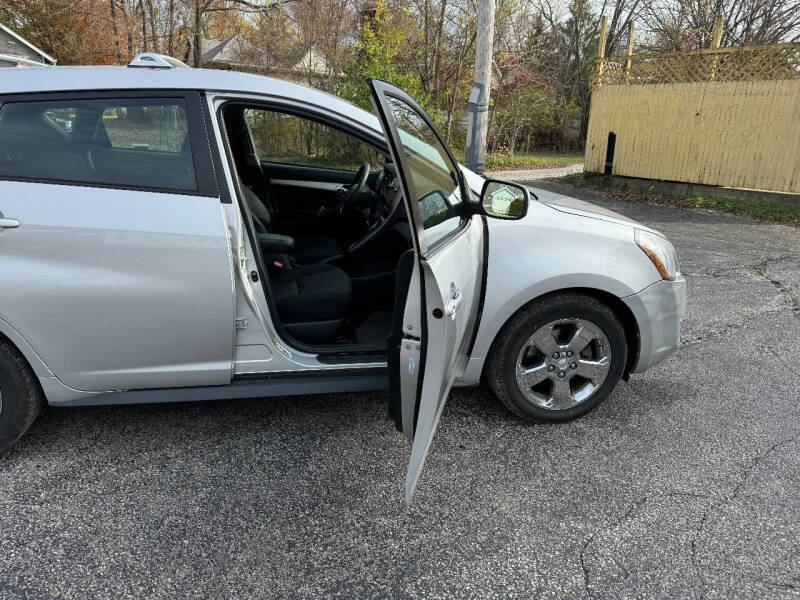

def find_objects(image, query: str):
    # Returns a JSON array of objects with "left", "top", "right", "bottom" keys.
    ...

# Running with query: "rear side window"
[
  {"left": 100, "top": 104, "right": 189, "bottom": 152},
  {"left": 0, "top": 98, "right": 197, "bottom": 192}
]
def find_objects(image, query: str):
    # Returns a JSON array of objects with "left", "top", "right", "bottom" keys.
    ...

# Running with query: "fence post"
[
  {"left": 625, "top": 23, "right": 635, "bottom": 84},
  {"left": 711, "top": 15, "right": 724, "bottom": 48},
  {"left": 597, "top": 15, "right": 608, "bottom": 87},
  {"left": 710, "top": 15, "right": 724, "bottom": 80}
]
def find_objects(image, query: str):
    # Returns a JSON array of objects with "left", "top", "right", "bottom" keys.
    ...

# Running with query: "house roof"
[
  {"left": 195, "top": 36, "right": 341, "bottom": 76},
  {"left": 200, "top": 37, "right": 250, "bottom": 64},
  {"left": 291, "top": 46, "right": 342, "bottom": 76},
  {"left": 0, "top": 23, "right": 56, "bottom": 65}
]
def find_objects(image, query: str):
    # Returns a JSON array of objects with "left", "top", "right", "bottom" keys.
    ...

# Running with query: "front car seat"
[
  {"left": 270, "top": 263, "right": 352, "bottom": 344},
  {"left": 242, "top": 185, "right": 343, "bottom": 265}
]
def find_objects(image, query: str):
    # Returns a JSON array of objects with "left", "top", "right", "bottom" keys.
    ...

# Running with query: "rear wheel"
[
  {"left": 486, "top": 293, "right": 627, "bottom": 422},
  {"left": 0, "top": 339, "right": 43, "bottom": 455}
]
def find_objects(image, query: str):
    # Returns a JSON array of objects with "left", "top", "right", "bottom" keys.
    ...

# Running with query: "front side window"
[
  {"left": 0, "top": 97, "right": 196, "bottom": 192},
  {"left": 244, "top": 109, "right": 384, "bottom": 171},
  {"left": 383, "top": 96, "right": 462, "bottom": 243}
]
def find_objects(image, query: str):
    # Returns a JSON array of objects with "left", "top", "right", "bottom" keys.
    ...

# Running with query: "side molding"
[{"left": 50, "top": 369, "right": 390, "bottom": 407}]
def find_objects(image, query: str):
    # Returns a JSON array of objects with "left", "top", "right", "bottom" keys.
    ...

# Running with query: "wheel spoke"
[
  {"left": 530, "top": 328, "right": 558, "bottom": 355},
  {"left": 516, "top": 363, "right": 549, "bottom": 387},
  {"left": 566, "top": 326, "right": 594, "bottom": 355},
  {"left": 575, "top": 357, "right": 610, "bottom": 382},
  {"left": 551, "top": 378, "right": 573, "bottom": 408}
]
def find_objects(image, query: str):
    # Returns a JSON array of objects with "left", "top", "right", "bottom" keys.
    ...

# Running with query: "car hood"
[
  {"left": 459, "top": 165, "right": 661, "bottom": 236},
  {"left": 531, "top": 187, "right": 661, "bottom": 234}
]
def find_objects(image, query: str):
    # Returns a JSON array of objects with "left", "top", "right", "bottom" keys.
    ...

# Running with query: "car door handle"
[
  {"left": 445, "top": 288, "right": 462, "bottom": 318},
  {"left": 0, "top": 217, "right": 20, "bottom": 229}
]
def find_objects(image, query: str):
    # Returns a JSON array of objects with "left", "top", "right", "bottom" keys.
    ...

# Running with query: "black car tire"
[
  {"left": 0, "top": 339, "right": 43, "bottom": 455},
  {"left": 485, "top": 293, "right": 627, "bottom": 422}
]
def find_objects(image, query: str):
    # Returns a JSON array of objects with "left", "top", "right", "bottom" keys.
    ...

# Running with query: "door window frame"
[
  {"left": 214, "top": 92, "right": 473, "bottom": 256},
  {"left": 0, "top": 89, "right": 219, "bottom": 198},
  {"left": 218, "top": 99, "right": 390, "bottom": 168},
  {"left": 240, "top": 106, "right": 387, "bottom": 173},
  {"left": 214, "top": 95, "right": 396, "bottom": 358},
  {"left": 368, "top": 80, "right": 473, "bottom": 258}
]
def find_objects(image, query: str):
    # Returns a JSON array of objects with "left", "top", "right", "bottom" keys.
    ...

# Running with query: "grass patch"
[
  {"left": 487, "top": 151, "right": 584, "bottom": 170},
  {"left": 553, "top": 172, "right": 800, "bottom": 226},
  {"left": 483, "top": 151, "right": 584, "bottom": 170},
  {"left": 682, "top": 195, "right": 800, "bottom": 224}
]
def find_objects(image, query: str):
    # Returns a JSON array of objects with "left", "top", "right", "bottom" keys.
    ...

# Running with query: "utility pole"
[
  {"left": 193, "top": 0, "right": 202, "bottom": 67},
  {"left": 465, "top": 0, "right": 494, "bottom": 174}
]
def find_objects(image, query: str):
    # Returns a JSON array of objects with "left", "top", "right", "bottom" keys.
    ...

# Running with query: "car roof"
[{"left": 0, "top": 65, "right": 384, "bottom": 134}]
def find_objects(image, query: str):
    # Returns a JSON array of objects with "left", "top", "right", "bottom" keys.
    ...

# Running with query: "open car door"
[{"left": 370, "top": 79, "right": 487, "bottom": 505}]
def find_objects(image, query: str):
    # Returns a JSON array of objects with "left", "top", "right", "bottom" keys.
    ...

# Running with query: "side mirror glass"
[
  {"left": 480, "top": 179, "right": 529, "bottom": 220},
  {"left": 418, "top": 189, "right": 450, "bottom": 227}
]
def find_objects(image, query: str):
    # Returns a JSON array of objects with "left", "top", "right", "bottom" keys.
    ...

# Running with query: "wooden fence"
[{"left": 584, "top": 19, "right": 800, "bottom": 194}]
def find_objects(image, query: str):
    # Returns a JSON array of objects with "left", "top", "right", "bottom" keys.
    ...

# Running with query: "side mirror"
[
  {"left": 480, "top": 179, "right": 530, "bottom": 220},
  {"left": 418, "top": 189, "right": 450, "bottom": 227}
]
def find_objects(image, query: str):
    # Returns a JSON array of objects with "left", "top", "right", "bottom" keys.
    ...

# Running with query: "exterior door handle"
[
  {"left": 445, "top": 288, "right": 462, "bottom": 318},
  {"left": 0, "top": 217, "right": 20, "bottom": 229}
]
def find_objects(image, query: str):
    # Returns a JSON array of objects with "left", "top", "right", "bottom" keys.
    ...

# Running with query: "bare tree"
[
  {"left": 187, "top": 0, "right": 301, "bottom": 67},
  {"left": 642, "top": 0, "right": 800, "bottom": 51},
  {"left": 109, "top": 0, "right": 124, "bottom": 63},
  {"left": 596, "top": 0, "right": 643, "bottom": 54}
]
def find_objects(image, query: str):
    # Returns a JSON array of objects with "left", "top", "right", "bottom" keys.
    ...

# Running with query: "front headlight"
[{"left": 635, "top": 229, "right": 679, "bottom": 280}]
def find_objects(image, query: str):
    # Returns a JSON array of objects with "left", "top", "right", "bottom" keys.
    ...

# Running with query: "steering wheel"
[
  {"left": 348, "top": 178, "right": 405, "bottom": 255},
  {"left": 339, "top": 162, "right": 371, "bottom": 216}
]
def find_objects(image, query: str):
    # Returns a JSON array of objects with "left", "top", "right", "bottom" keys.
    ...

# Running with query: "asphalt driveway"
[{"left": 1, "top": 180, "right": 799, "bottom": 599}]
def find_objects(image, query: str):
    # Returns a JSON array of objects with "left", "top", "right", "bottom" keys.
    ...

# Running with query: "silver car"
[{"left": 0, "top": 54, "right": 686, "bottom": 502}]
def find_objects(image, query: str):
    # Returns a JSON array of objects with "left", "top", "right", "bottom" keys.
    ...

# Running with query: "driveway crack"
[
  {"left": 680, "top": 305, "right": 788, "bottom": 346},
  {"left": 681, "top": 256, "right": 800, "bottom": 345},
  {"left": 690, "top": 436, "right": 800, "bottom": 598},
  {"left": 752, "top": 263, "right": 800, "bottom": 317},
  {"left": 769, "top": 348, "right": 800, "bottom": 378},
  {"left": 580, "top": 496, "right": 648, "bottom": 598},
  {"left": 683, "top": 253, "right": 799, "bottom": 279}
]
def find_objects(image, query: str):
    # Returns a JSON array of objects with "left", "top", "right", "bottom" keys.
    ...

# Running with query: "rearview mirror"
[{"left": 480, "top": 179, "right": 529, "bottom": 220}]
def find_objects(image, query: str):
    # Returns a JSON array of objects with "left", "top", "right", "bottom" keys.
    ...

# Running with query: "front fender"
[{"left": 459, "top": 202, "right": 660, "bottom": 384}]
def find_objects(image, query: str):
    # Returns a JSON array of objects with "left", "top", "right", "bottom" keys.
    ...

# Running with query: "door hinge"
[
  {"left": 402, "top": 338, "right": 421, "bottom": 349},
  {"left": 235, "top": 318, "right": 248, "bottom": 330},
  {"left": 237, "top": 246, "right": 250, "bottom": 271}
]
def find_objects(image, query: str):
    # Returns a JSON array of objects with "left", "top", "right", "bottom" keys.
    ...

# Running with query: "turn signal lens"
[{"left": 635, "top": 230, "right": 679, "bottom": 280}]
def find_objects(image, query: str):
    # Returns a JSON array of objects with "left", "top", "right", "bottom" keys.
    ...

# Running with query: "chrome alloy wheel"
[{"left": 515, "top": 317, "right": 611, "bottom": 410}]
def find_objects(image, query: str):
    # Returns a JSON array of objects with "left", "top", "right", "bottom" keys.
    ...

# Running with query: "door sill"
[
  {"left": 317, "top": 349, "right": 387, "bottom": 364},
  {"left": 54, "top": 367, "right": 390, "bottom": 407}
]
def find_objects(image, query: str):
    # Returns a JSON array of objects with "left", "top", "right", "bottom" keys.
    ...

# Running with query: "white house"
[
  {"left": 0, "top": 23, "right": 56, "bottom": 67},
  {"left": 186, "top": 36, "right": 342, "bottom": 84}
]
